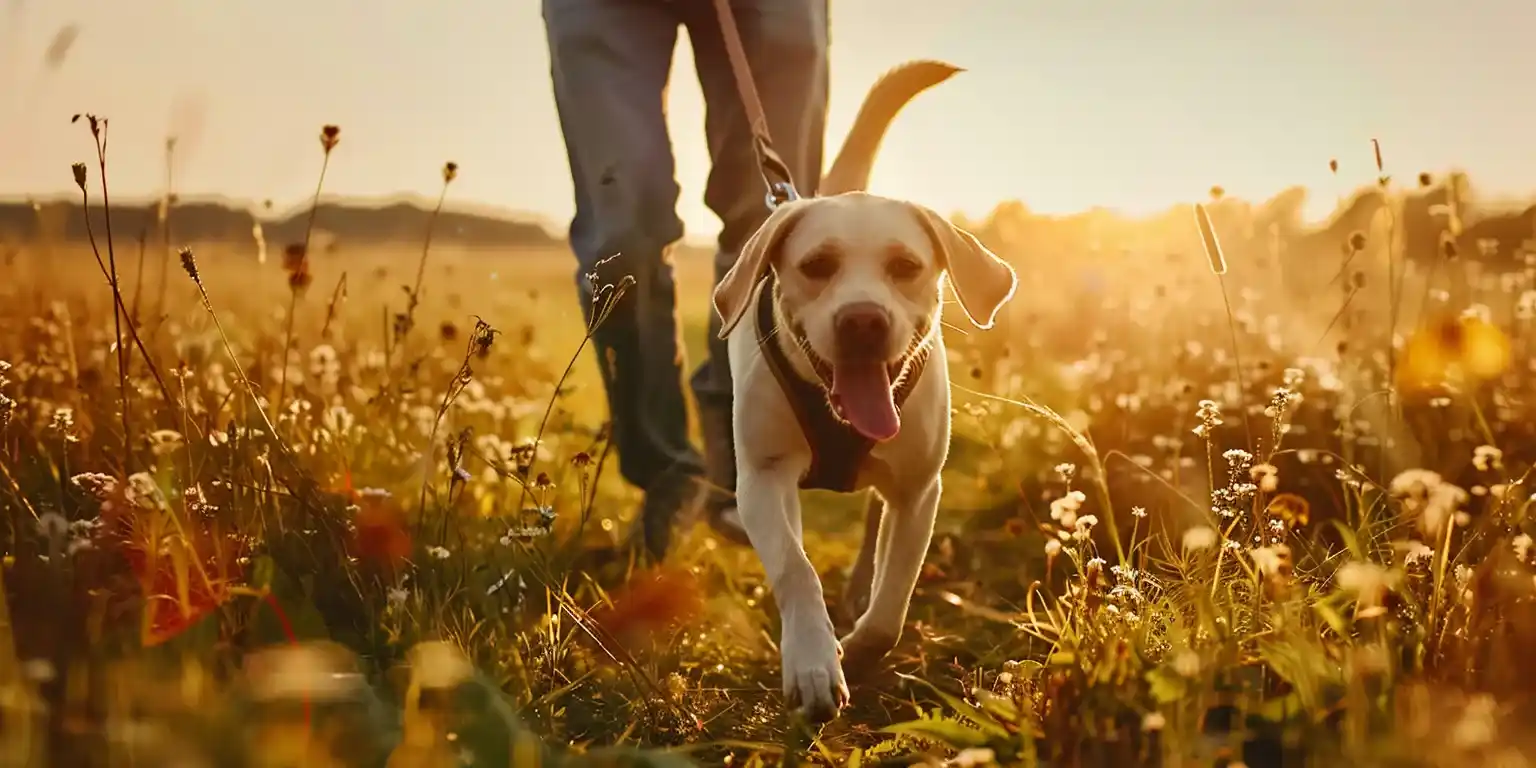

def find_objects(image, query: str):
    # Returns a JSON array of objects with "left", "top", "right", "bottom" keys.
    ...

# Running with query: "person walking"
[{"left": 541, "top": 0, "right": 830, "bottom": 560}]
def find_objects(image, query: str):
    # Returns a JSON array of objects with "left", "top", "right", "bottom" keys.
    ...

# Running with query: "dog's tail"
[{"left": 820, "top": 60, "right": 962, "bottom": 196}]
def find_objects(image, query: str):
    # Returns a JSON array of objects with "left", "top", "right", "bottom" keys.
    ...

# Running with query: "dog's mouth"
[
  {"left": 829, "top": 363, "right": 901, "bottom": 441},
  {"left": 789, "top": 318, "right": 931, "bottom": 443}
]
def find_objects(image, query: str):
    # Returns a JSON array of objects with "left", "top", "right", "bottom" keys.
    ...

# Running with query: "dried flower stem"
[{"left": 274, "top": 141, "right": 334, "bottom": 420}]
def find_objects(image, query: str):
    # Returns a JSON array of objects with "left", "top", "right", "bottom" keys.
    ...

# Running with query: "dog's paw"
[
  {"left": 780, "top": 616, "right": 848, "bottom": 721},
  {"left": 838, "top": 625, "right": 899, "bottom": 684}
]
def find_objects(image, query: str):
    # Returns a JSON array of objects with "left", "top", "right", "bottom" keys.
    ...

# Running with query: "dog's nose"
[{"left": 833, "top": 302, "right": 891, "bottom": 357}]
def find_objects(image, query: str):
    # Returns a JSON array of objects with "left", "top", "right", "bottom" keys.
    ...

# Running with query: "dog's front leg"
[
  {"left": 737, "top": 463, "right": 848, "bottom": 721},
  {"left": 840, "top": 475, "right": 941, "bottom": 676}
]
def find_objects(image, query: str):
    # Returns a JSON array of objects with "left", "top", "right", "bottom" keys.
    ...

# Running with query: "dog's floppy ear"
[
  {"left": 908, "top": 202, "right": 1017, "bottom": 330},
  {"left": 713, "top": 199, "right": 811, "bottom": 339}
]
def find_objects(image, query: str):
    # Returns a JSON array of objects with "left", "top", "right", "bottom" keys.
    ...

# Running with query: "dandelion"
[
  {"left": 1336, "top": 561, "right": 1400, "bottom": 618},
  {"left": 1389, "top": 469, "right": 1469, "bottom": 538},
  {"left": 1044, "top": 539, "right": 1063, "bottom": 558},
  {"left": 1141, "top": 711, "right": 1167, "bottom": 732},
  {"left": 1250, "top": 463, "right": 1279, "bottom": 493},
  {"left": 1182, "top": 525, "right": 1217, "bottom": 551},
  {"left": 1400, "top": 540, "right": 1434, "bottom": 567},
  {"left": 1249, "top": 544, "right": 1291, "bottom": 578}
]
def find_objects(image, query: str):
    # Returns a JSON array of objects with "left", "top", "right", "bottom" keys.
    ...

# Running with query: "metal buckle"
[{"left": 765, "top": 180, "right": 800, "bottom": 211}]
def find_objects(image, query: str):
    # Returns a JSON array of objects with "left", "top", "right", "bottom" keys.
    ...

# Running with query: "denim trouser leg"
[
  {"left": 682, "top": 0, "right": 830, "bottom": 511},
  {"left": 543, "top": 0, "right": 705, "bottom": 501}
]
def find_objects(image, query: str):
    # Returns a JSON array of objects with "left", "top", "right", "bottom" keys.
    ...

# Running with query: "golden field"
[{"left": 2, "top": 140, "right": 1536, "bottom": 768}]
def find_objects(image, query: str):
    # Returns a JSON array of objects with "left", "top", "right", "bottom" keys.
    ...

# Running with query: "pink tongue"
[{"left": 830, "top": 363, "right": 900, "bottom": 442}]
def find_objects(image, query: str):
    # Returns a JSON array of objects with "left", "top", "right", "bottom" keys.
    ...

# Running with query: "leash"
[{"left": 709, "top": 0, "right": 802, "bottom": 211}]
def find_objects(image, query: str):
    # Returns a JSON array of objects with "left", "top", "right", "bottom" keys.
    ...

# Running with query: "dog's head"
[{"left": 713, "top": 192, "right": 1017, "bottom": 441}]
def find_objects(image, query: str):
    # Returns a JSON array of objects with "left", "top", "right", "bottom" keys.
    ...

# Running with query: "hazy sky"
[{"left": 3, "top": 0, "right": 1532, "bottom": 240}]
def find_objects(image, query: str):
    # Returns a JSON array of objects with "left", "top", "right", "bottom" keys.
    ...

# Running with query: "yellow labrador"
[{"left": 712, "top": 61, "right": 1018, "bottom": 720}]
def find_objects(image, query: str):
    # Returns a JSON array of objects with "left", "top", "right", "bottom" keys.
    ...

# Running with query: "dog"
[{"left": 711, "top": 60, "right": 1018, "bottom": 720}]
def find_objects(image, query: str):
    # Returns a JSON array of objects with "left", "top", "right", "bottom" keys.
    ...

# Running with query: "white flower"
[
  {"left": 1172, "top": 649, "right": 1201, "bottom": 677},
  {"left": 1473, "top": 445, "right": 1504, "bottom": 472},
  {"left": 1336, "top": 561, "right": 1400, "bottom": 617},
  {"left": 1141, "top": 711, "right": 1167, "bottom": 732},
  {"left": 1182, "top": 525, "right": 1217, "bottom": 551},
  {"left": 1044, "top": 539, "right": 1062, "bottom": 557},
  {"left": 1514, "top": 534, "right": 1533, "bottom": 562},
  {"left": 425, "top": 546, "right": 451, "bottom": 560},
  {"left": 1250, "top": 463, "right": 1279, "bottom": 493},
  {"left": 1249, "top": 544, "right": 1290, "bottom": 577},
  {"left": 1389, "top": 469, "right": 1468, "bottom": 538}
]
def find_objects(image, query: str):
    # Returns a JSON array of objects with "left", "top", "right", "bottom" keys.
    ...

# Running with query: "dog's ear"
[
  {"left": 713, "top": 200, "right": 810, "bottom": 339},
  {"left": 908, "top": 202, "right": 1017, "bottom": 330}
]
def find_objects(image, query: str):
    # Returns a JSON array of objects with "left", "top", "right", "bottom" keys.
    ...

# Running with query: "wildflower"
[
  {"left": 1072, "top": 514, "right": 1098, "bottom": 542},
  {"left": 1131, "top": 506, "right": 1147, "bottom": 518},
  {"left": 1336, "top": 561, "right": 1400, "bottom": 618},
  {"left": 1389, "top": 469, "right": 1468, "bottom": 538},
  {"left": 146, "top": 429, "right": 185, "bottom": 458},
  {"left": 1049, "top": 490, "right": 1085, "bottom": 528},
  {"left": 71, "top": 162, "right": 87, "bottom": 190},
  {"left": 1141, "top": 711, "right": 1167, "bottom": 732},
  {"left": 387, "top": 587, "right": 409, "bottom": 605},
  {"left": 1250, "top": 463, "right": 1279, "bottom": 493},
  {"left": 1044, "top": 539, "right": 1062, "bottom": 558},
  {"left": 1473, "top": 445, "right": 1504, "bottom": 472},
  {"left": 442, "top": 161, "right": 458, "bottom": 183},
  {"left": 1400, "top": 540, "right": 1434, "bottom": 567},
  {"left": 1513, "top": 534, "right": 1532, "bottom": 562},
  {"left": 1182, "top": 525, "right": 1217, "bottom": 551},
  {"left": 1193, "top": 399, "right": 1223, "bottom": 439},
  {"left": 1172, "top": 649, "right": 1201, "bottom": 677},
  {"left": 1249, "top": 544, "right": 1291, "bottom": 578},
  {"left": 320, "top": 124, "right": 341, "bottom": 153},
  {"left": 425, "top": 545, "right": 450, "bottom": 560},
  {"left": 1054, "top": 462, "right": 1076, "bottom": 482}
]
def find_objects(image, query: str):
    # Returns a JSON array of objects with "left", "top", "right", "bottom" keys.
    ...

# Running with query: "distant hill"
[{"left": 0, "top": 194, "right": 569, "bottom": 252}]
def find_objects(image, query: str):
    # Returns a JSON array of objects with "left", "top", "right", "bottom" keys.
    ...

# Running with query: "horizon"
[{"left": 3, "top": 0, "right": 1535, "bottom": 246}]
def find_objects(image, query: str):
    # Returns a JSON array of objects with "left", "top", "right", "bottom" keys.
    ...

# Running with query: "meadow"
[{"left": 2, "top": 127, "right": 1535, "bottom": 768}]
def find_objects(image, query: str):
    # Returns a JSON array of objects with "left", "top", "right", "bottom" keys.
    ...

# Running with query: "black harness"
[{"left": 753, "top": 275, "right": 930, "bottom": 492}]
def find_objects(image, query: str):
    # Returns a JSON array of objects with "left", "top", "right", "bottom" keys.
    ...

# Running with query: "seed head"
[
  {"left": 1208, "top": 185, "right": 1225, "bottom": 202},
  {"left": 1418, "top": 172, "right": 1433, "bottom": 188},
  {"left": 1328, "top": 158, "right": 1339, "bottom": 175},
  {"left": 1348, "top": 231, "right": 1367, "bottom": 252},
  {"left": 320, "top": 124, "right": 341, "bottom": 153},
  {"left": 1193, "top": 202, "right": 1227, "bottom": 276},
  {"left": 71, "top": 162, "right": 87, "bottom": 190},
  {"left": 179, "top": 247, "right": 200, "bottom": 284},
  {"left": 443, "top": 161, "right": 458, "bottom": 184}
]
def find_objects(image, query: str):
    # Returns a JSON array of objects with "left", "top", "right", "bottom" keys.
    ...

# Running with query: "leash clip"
[{"left": 766, "top": 180, "right": 800, "bottom": 211}]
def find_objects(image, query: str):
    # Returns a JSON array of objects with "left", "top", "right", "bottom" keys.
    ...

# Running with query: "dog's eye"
[
  {"left": 887, "top": 256, "right": 923, "bottom": 281},
  {"left": 798, "top": 254, "right": 839, "bottom": 280}
]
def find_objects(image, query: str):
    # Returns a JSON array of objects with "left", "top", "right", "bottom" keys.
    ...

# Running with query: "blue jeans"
[{"left": 542, "top": 0, "right": 829, "bottom": 511}]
